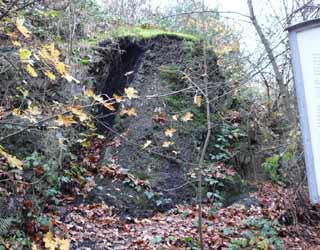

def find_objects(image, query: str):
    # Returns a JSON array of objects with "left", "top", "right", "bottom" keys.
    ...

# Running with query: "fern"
[{"left": 0, "top": 217, "right": 13, "bottom": 236}]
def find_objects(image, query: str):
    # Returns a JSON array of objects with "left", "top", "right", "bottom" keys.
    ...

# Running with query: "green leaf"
[{"left": 79, "top": 58, "right": 90, "bottom": 65}]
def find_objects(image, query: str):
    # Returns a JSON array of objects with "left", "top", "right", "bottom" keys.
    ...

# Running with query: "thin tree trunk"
[{"left": 247, "top": 0, "right": 292, "bottom": 121}]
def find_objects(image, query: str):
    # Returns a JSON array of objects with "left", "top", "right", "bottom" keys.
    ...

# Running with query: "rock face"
[{"left": 89, "top": 35, "right": 225, "bottom": 216}]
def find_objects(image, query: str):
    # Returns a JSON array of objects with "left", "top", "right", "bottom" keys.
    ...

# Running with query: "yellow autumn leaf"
[
  {"left": 162, "top": 141, "right": 175, "bottom": 148},
  {"left": 0, "top": 147, "right": 23, "bottom": 169},
  {"left": 38, "top": 48, "right": 51, "bottom": 61},
  {"left": 46, "top": 43, "right": 60, "bottom": 61},
  {"left": 44, "top": 70, "right": 56, "bottom": 81},
  {"left": 126, "top": 107, "right": 137, "bottom": 116},
  {"left": 26, "top": 64, "right": 38, "bottom": 77},
  {"left": 43, "top": 232, "right": 56, "bottom": 250},
  {"left": 19, "top": 48, "right": 31, "bottom": 61},
  {"left": 32, "top": 243, "right": 38, "bottom": 250},
  {"left": 120, "top": 107, "right": 137, "bottom": 117},
  {"left": 56, "top": 238, "right": 70, "bottom": 250},
  {"left": 113, "top": 94, "right": 122, "bottom": 102},
  {"left": 16, "top": 18, "right": 31, "bottom": 38},
  {"left": 12, "top": 108, "right": 22, "bottom": 116},
  {"left": 103, "top": 102, "right": 115, "bottom": 111},
  {"left": 124, "top": 87, "right": 139, "bottom": 99},
  {"left": 54, "top": 61, "right": 67, "bottom": 76},
  {"left": 83, "top": 88, "right": 95, "bottom": 98},
  {"left": 142, "top": 140, "right": 152, "bottom": 149},
  {"left": 12, "top": 40, "right": 21, "bottom": 47},
  {"left": 165, "top": 128, "right": 177, "bottom": 137},
  {"left": 56, "top": 114, "right": 77, "bottom": 127},
  {"left": 71, "top": 106, "right": 89, "bottom": 122},
  {"left": 194, "top": 95, "right": 202, "bottom": 107},
  {"left": 181, "top": 111, "right": 193, "bottom": 122}
]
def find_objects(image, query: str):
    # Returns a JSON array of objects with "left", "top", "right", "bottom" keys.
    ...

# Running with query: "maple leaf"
[
  {"left": 71, "top": 106, "right": 89, "bottom": 122},
  {"left": 56, "top": 114, "right": 77, "bottom": 127},
  {"left": 181, "top": 112, "right": 193, "bottom": 122},
  {"left": 103, "top": 102, "right": 115, "bottom": 111},
  {"left": 113, "top": 94, "right": 122, "bottom": 102},
  {"left": 26, "top": 64, "right": 38, "bottom": 77},
  {"left": 165, "top": 128, "right": 177, "bottom": 137},
  {"left": 194, "top": 95, "right": 202, "bottom": 107},
  {"left": 124, "top": 87, "right": 139, "bottom": 99},
  {"left": 16, "top": 18, "right": 31, "bottom": 38},
  {"left": 162, "top": 141, "right": 175, "bottom": 148},
  {"left": 142, "top": 140, "right": 152, "bottom": 149},
  {"left": 44, "top": 70, "right": 56, "bottom": 80},
  {"left": 19, "top": 48, "right": 32, "bottom": 61}
]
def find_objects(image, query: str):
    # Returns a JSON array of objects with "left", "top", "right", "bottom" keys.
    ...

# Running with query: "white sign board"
[{"left": 288, "top": 19, "right": 320, "bottom": 203}]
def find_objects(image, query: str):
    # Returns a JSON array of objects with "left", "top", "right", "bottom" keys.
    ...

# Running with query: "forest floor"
[{"left": 46, "top": 183, "right": 320, "bottom": 250}]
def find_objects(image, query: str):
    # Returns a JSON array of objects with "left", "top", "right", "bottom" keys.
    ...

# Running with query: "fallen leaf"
[
  {"left": 0, "top": 147, "right": 23, "bottom": 169},
  {"left": 103, "top": 102, "right": 116, "bottom": 111},
  {"left": 181, "top": 111, "right": 193, "bottom": 122},
  {"left": 26, "top": 64, "right": 38, "bottom": 77},
  {"left": 44, "top": 70, "right": 56, "bottom": 80},
  {"left": 71, "top": 106, "right": 89, "bottom": 122},
  {"left": 172, "top": 114, "right": 179, "bottom": 121},
  {"left": 162, "top": 141, "right": 175, "bottom": 148},
  {"left": 113, "top": 94, "right": 122, "bottom": 102},
  {"left": 124, "top": 87, "right": 139, "bottom": 99},
  {"left": 19, "top": 48, "right": 32, "bottom": 61},
  {"left": 142, "top": 140, "right": 152, "bottom": 149},
  {"left": 43, "top": 232, "right": 56, "bottom": 250},
  {"left": 165, "top": 128, "right": 177, "bottom": 137},
  {"left": 194, "top": 95, "right": 202, "bottom": 107},
  {"left": 120, "top": 107, "right": 137, "bottom": 117},
  {"left": 16, "top": 18, "right": 31, "bottom": 38},
  {"left": 56, "top": 114, "right": 77, "bottom": 127}
]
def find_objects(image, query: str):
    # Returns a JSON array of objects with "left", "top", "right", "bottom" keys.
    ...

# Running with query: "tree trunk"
[{"left": 247, "top": 0, "right": 293, "bottom": 121}]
